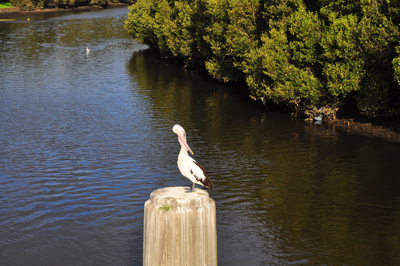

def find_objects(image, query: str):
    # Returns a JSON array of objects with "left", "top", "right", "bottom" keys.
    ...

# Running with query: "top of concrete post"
[{"left": 149, "top": 186, "right": 211, "bottom": 209}]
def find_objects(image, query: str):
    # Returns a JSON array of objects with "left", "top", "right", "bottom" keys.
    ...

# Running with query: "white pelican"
[
  {"left": 172, "top": 124, "right": 214, "bottom": 191},
  {"left": 86, "top": 47, "right": 90, "bottom": 56}
]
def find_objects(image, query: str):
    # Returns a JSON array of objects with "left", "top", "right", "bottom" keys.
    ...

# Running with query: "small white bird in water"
[
  {"left": 86, "top": 47, "right": 90, "bottom": 56},
  {"left": 314, "top": 115, "right": 323, "bottom": 121},
  {"left": 172, "top": 124, "right": 214, "bottom": 191}
]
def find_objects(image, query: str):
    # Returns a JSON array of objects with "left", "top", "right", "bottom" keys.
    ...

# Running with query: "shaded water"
[{"left": 1, "top": 7, "right": 400, "bottom": 265}]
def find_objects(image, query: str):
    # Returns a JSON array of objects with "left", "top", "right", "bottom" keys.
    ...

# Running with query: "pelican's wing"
[{"left": 187, "top": 157, "right": 214, "bottom": 189}]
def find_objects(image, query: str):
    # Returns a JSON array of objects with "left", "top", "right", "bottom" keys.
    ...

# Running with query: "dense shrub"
[
  {"left": 125, "top": 0, "right": 400, "bottom": 118},
  {"left": 10, "top": 0, "right": 48, "bottom": 10}
]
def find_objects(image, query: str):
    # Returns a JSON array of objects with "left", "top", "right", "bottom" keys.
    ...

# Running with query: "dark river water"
[{"left": 1, "top": 7, "right": 400, "bottom": 266}]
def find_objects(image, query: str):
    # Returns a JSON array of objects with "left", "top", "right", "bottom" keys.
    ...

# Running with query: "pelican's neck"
[{"left": 178, "top": 146, "right": 190, "bottom": 160}]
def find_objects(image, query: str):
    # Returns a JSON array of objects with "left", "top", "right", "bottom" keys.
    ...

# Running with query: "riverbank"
[
  {"left": 0, "top": 7, "right": 20, "bottom": 15},
  {"left": 148, "top": 49, "right": 400, "bottom": 143},
  {"left": 0, "top": 2, "right": 129, "bottom": 18},
  {"left": 170, "top": 56, "right": 400, "bottom": 143},
  {"left": 318, "top": 117, "right": 400, "bottom": 143}
]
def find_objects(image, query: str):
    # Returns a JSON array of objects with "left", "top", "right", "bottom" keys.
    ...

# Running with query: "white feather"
[{"left": 177, "top": 149, "right": 204, "bottom": 186}]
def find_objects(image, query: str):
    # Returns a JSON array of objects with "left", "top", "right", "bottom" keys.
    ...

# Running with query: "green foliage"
[
  {"left": 0, "top": 2, "right": 13, "bottom": 8},
  {"left": 244, "top": 24, "right": 322, "bottom": 109},
  {"left": 203, "top": 0, "right": 240, "bottom": 81},
  {"left": 159, "top": 205, "right": 173, "bottom": 212},
  {"left": 154, "top": 0, "right": 194, "bottom": 57},
  {"left": 125, "top": 0, "right": 400, "bottom": 118},
  {"left": 125, "top": 0, "right": 198, "bottom": 58},
  {"left": 288, "top": 6, "right": 322, "bottom": 66},
  {"left": 393, "top": 45, "right": 400, "bottom": 83},
  {"left": 204, "top": 0, "right": 260, "bottom": 81},
  {"left": 11, "top": 0, "right": 48, "bottom": 10},
  {"left": 124, "top": 0, "right": 158, "bottom": 46}
]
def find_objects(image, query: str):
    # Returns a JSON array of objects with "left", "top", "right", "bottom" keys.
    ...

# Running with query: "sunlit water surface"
[{"left": 1, "top": 7, "right": 400, "bottom": 266}]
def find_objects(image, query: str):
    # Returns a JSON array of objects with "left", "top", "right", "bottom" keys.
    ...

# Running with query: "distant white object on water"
[
  {"left": 314, "top": 115, "right": 323, "bottom": 121},
  {"left": 260, "top": 97, "right": 268, "bottom": 110},
  {"left": 86, "top": 47, "right": 90, "bottom": 56}
]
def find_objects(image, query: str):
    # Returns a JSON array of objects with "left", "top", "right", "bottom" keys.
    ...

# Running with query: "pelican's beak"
[{"left": 177, "top": 132, "right": 194, "bottom": 155}]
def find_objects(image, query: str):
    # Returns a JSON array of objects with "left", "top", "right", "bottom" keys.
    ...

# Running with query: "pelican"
[
  {"left": 172, "top": 124, "right": 214, "bottom": 191},
  {"left": 86, "top": 47, "right": 90, "bottom": 56}
]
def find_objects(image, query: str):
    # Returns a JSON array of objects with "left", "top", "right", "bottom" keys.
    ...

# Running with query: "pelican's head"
[{"left": 172, "top": 124, "right": 194, "bottom": 155}]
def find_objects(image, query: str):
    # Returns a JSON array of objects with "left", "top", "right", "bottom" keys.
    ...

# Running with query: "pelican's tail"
[
  {"left": 193, "top": 161, "right": 214, "bottom": 190},
  {"left": 203, "top": 175, "right": 214, "bottom": 190}
]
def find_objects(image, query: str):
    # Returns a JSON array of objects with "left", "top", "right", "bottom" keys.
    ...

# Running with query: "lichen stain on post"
[{"left": 143, "top": 186, "right": 217, "bottom": 266}]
